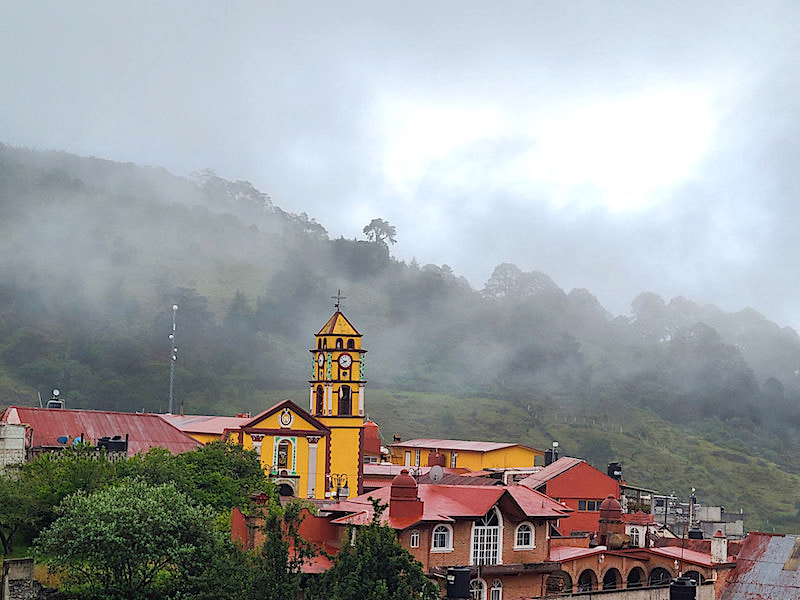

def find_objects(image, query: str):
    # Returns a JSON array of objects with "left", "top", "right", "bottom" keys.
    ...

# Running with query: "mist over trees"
[{"left": 3, "top": 143, "right": 800, "bottom": 500}]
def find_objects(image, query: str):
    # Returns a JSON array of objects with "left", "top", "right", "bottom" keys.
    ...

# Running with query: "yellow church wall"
[
  {"left": 185, "top": 431, "right": 220, "bottom": 445},
  {"left": 321, "top": 417, "right": 363, "bottom": 498},
  {"left": 391, "top": 445, "right": 544, "bottom": 472}
]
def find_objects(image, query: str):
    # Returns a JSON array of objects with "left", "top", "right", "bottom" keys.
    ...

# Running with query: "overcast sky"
[{"left": 3, "top": 1, "right": 800, "bottom": 327}]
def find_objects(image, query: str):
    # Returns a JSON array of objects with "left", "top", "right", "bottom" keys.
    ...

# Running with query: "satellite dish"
[
  {"left": 429, "top": 465, "right": 445, "bottom": 483},
  {"left": 52, "top": 389, "right": 60, "bottom": 397}
]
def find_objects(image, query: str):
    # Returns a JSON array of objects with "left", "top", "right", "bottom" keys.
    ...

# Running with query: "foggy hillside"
[{"left": 4, "top": 144, "right": 800, "bottom": 529}]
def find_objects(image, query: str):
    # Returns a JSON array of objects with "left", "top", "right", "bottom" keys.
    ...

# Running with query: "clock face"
[
  {"left": 338, "top": 353, "right": 352, "bottom": 369},
  {"left": 317, "top": 353, "right": 324, "bottom": 367}
]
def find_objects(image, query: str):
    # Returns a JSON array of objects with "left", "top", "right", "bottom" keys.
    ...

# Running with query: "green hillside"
[{"left": 2, "top": 143, "right": 800, "bottom": 532}]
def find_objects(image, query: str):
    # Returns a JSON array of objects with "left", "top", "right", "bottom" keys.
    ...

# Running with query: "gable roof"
[
  {"left": 390, "top": 438, "right": 540, "bottom": 454},
  {"left": 1, "top": 406, "right": 201, "bottom": 456},
  {"left": 241, "top": 399, "right": 330, "bottom": 432},
  {"left": 317, "top": 310, "right": 360, "bottom": 336},
  {"left": 326, "top": 483, "right": 571, "bottom": 529},
  {"left": 720, "top": 532, "right": 800, "bottom": 600},
  {"left": 517, "top": 457, "right": 585, "bottom": 489}
]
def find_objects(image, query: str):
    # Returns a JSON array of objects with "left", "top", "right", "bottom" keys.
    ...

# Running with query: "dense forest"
[{"left": 3, "top": 143, "right": 800, "bottom": 531}]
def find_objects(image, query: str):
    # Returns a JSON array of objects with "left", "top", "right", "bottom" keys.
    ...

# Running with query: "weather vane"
[{"left": 332, "top": 290, "right": 346, "bottom": 311}]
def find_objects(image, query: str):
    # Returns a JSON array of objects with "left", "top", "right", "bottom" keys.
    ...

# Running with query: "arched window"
[
  {"left": 629, "top": 527, "right": 640, "bottom": 547},
  {"left": 627, "top": 567, "right": 645, "bottom": 588},
  {"left": 648, "top": 568, "right": 671, "bottom": 587},
  {"left": 602, "top": 568, "right": 621, "bottom": 590},
  {"left": 490, "top": 579, "right": 503, "bottom": 600},
  {"left": 317, "top": 338, "right": 322, "bottom": 349},
  {"left": 410, "top": 529, "right": 419, "bottom": 548},
  {"left": 472, "top": 507, "right": 501, "bottom": 565},
  {"left": 277, "top": 439, "right": 293, "bottom": 470},
  {"left": 577, "top": 569, "right": 598, "bottom": 592},
  {"left": 469, "top": 579, "right": 486, "bottom": 600},
  {"left": 432, "top": 525, "right": 453, "bottom": 551},
  {"left": 336, "top": 337, "right": 343, "bottom": 348},
  {"left": 347, "top": 339, "right": 355, "bottom": 349},
  {"left": 514, "top": 522, "right": 534, "bottom": 548},
  {"left": 323, "top": 338, "right": 328, "bottom": 348},
  {"left": 339, "top": 385, "right": 352, "bottom": 415},
  {"left": 315, "top": 385, "right": 324, "bottom": 414}
]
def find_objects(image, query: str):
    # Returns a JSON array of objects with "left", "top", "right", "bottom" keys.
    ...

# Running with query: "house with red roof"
[
  {"left": 321, "top": 468, "right": 572, "bottom": 600},
  {"left": 0, "top": 405, "right": 201, "bottom": 461},
  {"left": 389, "top": 437, "right": 544, "bottom": 471},
  {"left": 517, "top": 457, "right": 621, "bottom": 536}
]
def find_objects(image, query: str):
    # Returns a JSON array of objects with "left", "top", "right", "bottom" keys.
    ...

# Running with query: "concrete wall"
[
  {"left": 0, "top": 424, "right": 26, "bottom": 470},
  {"left": 557, "top": 581, "right": 714, "bottom": 600}
]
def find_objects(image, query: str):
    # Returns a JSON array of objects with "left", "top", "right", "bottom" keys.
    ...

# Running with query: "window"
[
  {"left": 630, "top": 527, "right": 640, "bottom": 547},
  {"left": 469, "top": 579, "right": 486, "bottom": 600},
  {"left": 414, "top": 449, "right": 421, "bottom": 466},
  {"left": 472, "top": 507, "right": 501, "bottom": 565},
  {"left": 490, "top": 579, "right": 503, "bottom": 600},
  {"left": 515, "top": 523, "right": 534, "bottom": 549},
  {"left": 410, "top": 529, "right": 420, "bottom": 548},
  {"left": 336, "top": 338, "right": 343, "bottom": 348},
  {"left": 404, "top": 451, "right": 412, "bottom": 466},
  {"left": 432, "top": 525, "right": 453, "bottom": 551},
  {"left": 450, "top": 452, "right": 458, "bottom": 468},
  {"left": 578, "top": 500, "right": 600, "bottom": 511},
  {"left": 277, "top": 439, "right": 292, "bottom": 470},
  {"left": 339, "top": 386, "right": 351, "bottom": 415},
  {"left": 347, "top": 339, "right": 355, "bottom": 349},
  {"left": 315, "top": 385, "right": 324, "bottom": 414}
]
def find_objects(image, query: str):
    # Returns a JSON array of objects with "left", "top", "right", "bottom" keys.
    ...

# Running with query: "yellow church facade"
[{"left": 229, "top": 305, "right": 367, "bottom": 501}]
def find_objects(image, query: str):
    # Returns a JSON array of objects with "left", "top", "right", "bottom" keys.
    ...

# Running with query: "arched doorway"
[
  {"left": 278, "top": 483, "right": 294, "bottom": 497},
  {"left": 577, "top": 569, "right": 598, "bottom": 592},
  {"left": 602, "top": 568, "right": 622, "bottom": 590},
  {"left": 626, "top": 566, "right": 646, "bottom": 588},
  {"left": 684, "top": 570, "right": 704, "bottom": 584},
  {"left": 546, "top": 571, "right": 572, "bottom": 594},
  {"left": 649, "top": 567, "right": 672, "bottom": 587}
]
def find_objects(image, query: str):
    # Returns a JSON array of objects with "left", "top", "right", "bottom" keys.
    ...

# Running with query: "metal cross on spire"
[{"left": 332, "top": 289, "right": 346, "bottom": 311}]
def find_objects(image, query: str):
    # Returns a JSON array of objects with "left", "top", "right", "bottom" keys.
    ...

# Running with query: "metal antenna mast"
[{"left": 168, "top": 304, "right": 178, "bottom": 414}]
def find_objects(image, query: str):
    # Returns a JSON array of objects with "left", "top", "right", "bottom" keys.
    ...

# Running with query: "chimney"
[
  {"left": 711, "top": 530, "right": 728, "bottom": 563},
  {"left": 389, "top": 469, "right": 423, "bottom": 519}
]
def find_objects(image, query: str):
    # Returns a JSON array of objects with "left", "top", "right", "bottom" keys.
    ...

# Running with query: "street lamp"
[{"left": 168, "top": 304, "right": 178, "bottom": 414}]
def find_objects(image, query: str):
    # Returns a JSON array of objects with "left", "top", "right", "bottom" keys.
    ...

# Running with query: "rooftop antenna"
[
  {"left": 332, "top": 290, "right": 346, "bottom": 311},
  {"left": 168, "top": 304, "right": 178, "bottom": 414}
]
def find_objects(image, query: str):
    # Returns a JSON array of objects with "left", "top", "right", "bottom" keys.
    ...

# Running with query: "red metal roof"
[
  {"left": 327, "top": 482, "right": 571, "bottom": 529},
  {"left": 720, "top": 532, "right": 800, "bottom": 600},
  {"left": 1, "top": 406, "right": 201, "bottom": 456}
]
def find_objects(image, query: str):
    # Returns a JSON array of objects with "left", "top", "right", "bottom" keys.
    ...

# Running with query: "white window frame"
[
  {"left": 431, "top": 524, "right": 454, "bottom": 552},
  {"left": 410, "top": 529, "right": 420, "bottom": 548},
  {"left": 469, "top": 579, "right": 487, "bottom": 600},
  {"left": 414, "top": 448, "right": 421, "bottom": 466},
  {"left": 471, "top": 507, "right": 503, "bottom": 565},
  {"left": 490, "top": 579, "right": 503, "bottom": 600},
  {"left": 514, "top": 522, "right": 535, "bottom": 549},
  {"left": 629, "top": 526, "right": 640, "bottom": 547}
]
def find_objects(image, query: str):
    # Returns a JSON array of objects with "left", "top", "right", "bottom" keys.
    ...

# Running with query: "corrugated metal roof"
[
  {"left": 390, "top": 438, "right": 538, "bottom": 453},
  {"left": 1, "top": 406, "right": 201, "bottom": 456},
  {"left": 517, "top": 456, "right": 584, "bottom": 489},
  {"left": 160, "top": 414, "right": 251, "bottom": 435},
  {"left": 721, "top": 533, "right": 800, "bottom": 600}
]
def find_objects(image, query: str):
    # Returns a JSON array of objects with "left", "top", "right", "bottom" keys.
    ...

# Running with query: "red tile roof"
[
  {"left": 326, "top": 483, "right": 571, "bottom": 529},
  {"left": 1, "top": 406, "right": 201, "bottom": 456}
]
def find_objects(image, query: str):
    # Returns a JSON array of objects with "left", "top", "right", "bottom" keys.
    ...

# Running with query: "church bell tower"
[{"left": 309, "top": 291, "right": 366, "bottom": 497}]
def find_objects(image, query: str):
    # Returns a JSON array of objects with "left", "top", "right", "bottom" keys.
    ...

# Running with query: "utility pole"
[{"left": 168, "top": 304, "right": 178, "bottom": 414}]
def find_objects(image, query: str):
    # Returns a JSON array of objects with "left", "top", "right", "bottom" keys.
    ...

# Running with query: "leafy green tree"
[
  {"left": 308, "top": 499, "right": 438, "bottom": 600},
  {"left": 34, "top": 480, "right": 227, "bottom": 600},
  {"left": 249, "top": 500, "right": 319, "bottom": 600},
  {"left": 362, "top": 218, "right": 397, "bottom": 246}
]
